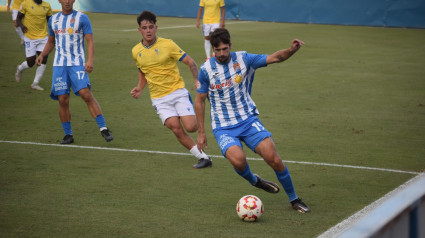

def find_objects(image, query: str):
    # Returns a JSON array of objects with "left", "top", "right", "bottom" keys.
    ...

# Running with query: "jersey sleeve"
[
  {"left": 19, "top": 1, "right": 27, "bottom": 14},
  {"left": 197, "top": 67, "right": 210, "bottom": 94},
  {"left": 246, "top": 52, "right": 268, "bottom": 70},
  {"left": 220, "top": 0, "right": 225, "bottom": 7},
  {"left": 48, "top": 16, "right": 54, "bottom": 36},
  {"left": 46, "top": 4, "right": 53, "bottom": 17},
  {"left": 80, "top": 14, "right": 93, "bottom": 35},
  {"left": 168, "top": 40, "right": 186, "bottom": 61},
  {"left": 199, "top": 0, "right": 205, "bottom": 7},
  {"left": 131, "top": 46, "right": 141, "bottom": 69}
]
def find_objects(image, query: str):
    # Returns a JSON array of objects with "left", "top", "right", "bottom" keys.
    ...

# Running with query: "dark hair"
[
  {"left": 209, "top": 28, "right": 231, "bottom": 48},
  {"left": 137, "top": 11, "right": 157, "bottom": 26}
]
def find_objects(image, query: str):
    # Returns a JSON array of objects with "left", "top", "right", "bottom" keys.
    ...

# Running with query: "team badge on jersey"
[
  {"left": 234, "top": 74, "right": 243, "bottom": 84},
  {"left": 233, "top": 63, "right": 241, "bottom": 71}
]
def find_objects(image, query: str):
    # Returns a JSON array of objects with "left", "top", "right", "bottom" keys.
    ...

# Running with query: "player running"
[
  {"left": 15, "top": 0, "right": 52, "bottom": 90},
  {"left": 7, "top": 0, "right": 25, "bottom": 45},
  {"left": 196, "top": 0, "right": 225, "bottom": 60},
  {"left": 131, "top": 11, "right": 212, "bottom": 169},
  {"left": 35, "top": 0, "right": 113, "bottom": 144},
  {"left": 195, "top": 28, "right": 310, "bottom": 213}
]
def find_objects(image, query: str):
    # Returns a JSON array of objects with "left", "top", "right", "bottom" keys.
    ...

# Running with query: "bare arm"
[
  {"left": 84, "top": 33, "right": 94, "bottom": 73},
  {"left": 196, "top": 7, "right": 203, "bottom": 28},
  {"left": 181, "top": 54, "right": 199, "bottom": 89},
  {"left": 16, "top": 11, "right": 27, "bottom": 33},
  {"left": 130, "top": 70, "right": 148, "bottom": 99},
  {"left": 7, "top": 0, "right": 11, "bottom": 13},
  {"left": 266, "top": 39, "right": 305, "bottom": 65},
  {"left": 195, "top": 92, "right": 208, "bottom": 152},
  {"left": 220, "top": 7, "right": 225, "bottom": 28},
  {"left": 36, "top": 35, "right": 55, "bottom": 66}
]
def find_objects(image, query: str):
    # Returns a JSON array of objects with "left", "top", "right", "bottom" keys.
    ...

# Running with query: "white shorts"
[
  {"left": 12, "top": 9, "right": 19, "bottom": 21},
  {"left": 151, "top": 88, "right": 195, "bottom": 125},
  {"left": 24, "top": 36, "right": 48, "bottom": 58},
  {"left": 202, "top": 23, "right": 220, "bottom": 37}
]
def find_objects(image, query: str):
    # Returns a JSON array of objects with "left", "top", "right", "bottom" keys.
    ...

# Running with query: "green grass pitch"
[{"left": 0, "top": 10, "right": 424, "bottom": 237}]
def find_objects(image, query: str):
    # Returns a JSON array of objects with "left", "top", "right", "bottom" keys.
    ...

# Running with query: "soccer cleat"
[
  {"left": 15, "top": 66, "right": 22, "bottom": 82},
  {"left": 60, "top": 135, "right": 74, "bottom": 144},
  {"left": 291, "top": 198, "right": 311, "bottom": 213},
  {"left": 101, "top": 129, "right": 114, "bottom": 142},
  {"left": 254, "top": 174, "right": 280, "bottom": 193},
  {"left": 193, "top": 158, "right": 212, "bottom": 169},
  {"left": 30, "top": 84, "right": 44, "bottom": 91}
]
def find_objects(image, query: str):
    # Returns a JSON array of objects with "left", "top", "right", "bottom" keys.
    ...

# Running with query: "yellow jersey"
[
  {"left": 11, "top": 0, "right": 24, "bottom": 10},
  {"left": 20, "top": 0, "right": 52, "bottom": 40},
  {"left": 132, "top": 37, "right": 187, "bottom": 99},
  {"left": 199, "top": 0, "right": 225, "bottom": 24}
]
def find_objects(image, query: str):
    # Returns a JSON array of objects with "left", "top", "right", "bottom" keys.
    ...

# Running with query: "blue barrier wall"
[{"left": 2, "top": 0, "right": 424, "bottom": 28}]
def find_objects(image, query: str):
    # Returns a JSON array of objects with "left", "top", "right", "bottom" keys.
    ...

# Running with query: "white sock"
[
  {"left": 18, "top": 61, "right": 30, "bottom": 72},
  {"left": 204, "top": 40, "right": 211, "bottom": 58},
  {"left": 15, "top": 27, "right": 24, "bottom": 40},
  {"left": 190, "top": 145, "right": 210, "bottom": 160},
  {"left": 33, "top": 64, "right": 46, "bottom": 85}
]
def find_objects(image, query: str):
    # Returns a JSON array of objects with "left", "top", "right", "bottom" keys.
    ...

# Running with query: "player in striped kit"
[
  {"left": 36, "top": 0, "right": 113, "bottom": 144},
  {"left": 195, "top": 28, "right": 310, "bottom": 213}
]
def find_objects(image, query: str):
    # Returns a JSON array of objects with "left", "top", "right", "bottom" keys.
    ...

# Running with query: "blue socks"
[
  {"left": 62, "top": 121, "right": 72, "bottom": 135},
  {"left": 275, "top": 166, "right": 298, "bottom": 202},
  {"left": 234, "top": 163, "right": 258, "bottom": 185},
  {"left": 95, "top": 115, "right": 106, "bottom": 129},
  {"left": 62, "top": 115, "right": 106, "bottom": 136}
]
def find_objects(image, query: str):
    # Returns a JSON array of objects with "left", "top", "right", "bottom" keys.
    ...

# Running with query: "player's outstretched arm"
[
  {"left": 195, "top": 92, "right": 208, "bottom": 152},
  {"left": 36, "top": 36, "right": 55, "bottom": 66},
  {"left": 130, "top": 70, "right": 147, "bottom": 99},
  {"left": 266, "top": 39, "right": 305, "bottom": 65}
]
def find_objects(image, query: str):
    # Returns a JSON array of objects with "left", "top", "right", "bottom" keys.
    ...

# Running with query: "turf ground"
[{"left": 0, "top": 10, "right": 424, "bottom": 237}]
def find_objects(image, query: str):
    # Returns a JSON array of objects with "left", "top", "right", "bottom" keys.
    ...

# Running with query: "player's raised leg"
[{"left": 255, "top": 137, "right": 310, "bottom": 213}]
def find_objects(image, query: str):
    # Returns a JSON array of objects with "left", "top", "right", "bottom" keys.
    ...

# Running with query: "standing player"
[
  {"left": 7, "top": 0, "right": 25, "bottom": 45},
  {"left": 195, "top": 28, "right": 310, "bottom": 213},
  {"left": 35, "top": 0, "right": 113, "bottom": 144},
  {"left": 15, "top": 0, "right": 52, "bottom": 91},
  {"left": 131, "top": 11, "right": 212, "bottom": 169},
  {"left": 196, "top": 0, "right": 225, "bottom": 60}
]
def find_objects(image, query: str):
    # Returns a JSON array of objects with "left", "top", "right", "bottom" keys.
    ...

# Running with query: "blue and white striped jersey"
[
  {"left": 48, "top": 10, "right": 93, "bottom": 66},
  {"left": 197, "top": 51, "right": 268, "bottom": 130}
]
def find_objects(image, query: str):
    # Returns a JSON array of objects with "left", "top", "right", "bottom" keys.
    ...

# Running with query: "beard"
[{"left": 216, "top": 55, "right": 229, "bottom": 63}]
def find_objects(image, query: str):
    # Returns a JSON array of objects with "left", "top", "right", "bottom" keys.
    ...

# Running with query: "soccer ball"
[{"left": 236, "top": 195, "right": 263, "bottom": 222}]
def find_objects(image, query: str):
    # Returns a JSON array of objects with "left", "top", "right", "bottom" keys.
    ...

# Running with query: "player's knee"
[
  {"left": 185, "top": 123, "right": 198, "bottom": 133},
  {"left": 26, "top": 58, "right": 36, "bottom": 68},
  {"left": 58, "top": 97, "right": 69, "bottom": 107}
]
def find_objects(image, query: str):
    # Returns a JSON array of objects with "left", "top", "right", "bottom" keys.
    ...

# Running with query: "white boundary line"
[
  {"left": 0, "top": 140, "right": 420, "bottom": 175},
  {"left": 97, "top": 21, "right": 251, "bottom": 32}
]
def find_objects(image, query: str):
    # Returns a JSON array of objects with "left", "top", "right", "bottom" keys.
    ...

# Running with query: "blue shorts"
[
  {"left": 213, "top": 116, "right": 272, "bottom": 157},
  {"left": 50, "top": 66, "right": 91, "bottom": 100}
]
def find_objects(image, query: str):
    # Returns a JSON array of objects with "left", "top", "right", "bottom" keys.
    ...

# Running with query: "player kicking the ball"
[
  {"left": 195, "top": 28, "right": 310, "bottom": 213},
  {"left": 131, "top": 11, "right": 212, "bottom": 169},
  {"left": 36, "top": 0, "right": 113, "bottom": 144}
]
